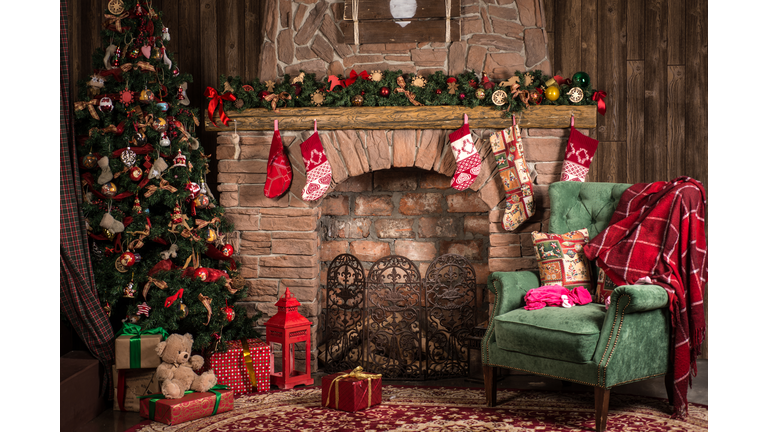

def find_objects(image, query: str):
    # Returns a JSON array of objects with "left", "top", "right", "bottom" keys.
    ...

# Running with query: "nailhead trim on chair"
[{"left": 598, "top": 294, "right": 630, "bottom": 387}]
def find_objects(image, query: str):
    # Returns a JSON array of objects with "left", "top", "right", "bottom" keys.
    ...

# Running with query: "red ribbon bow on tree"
[
  {"left": 204, "top": 87, "right": 236, "bottom": 126},
  {"left": 592, "top": 90, "right": 607, "bottom": 116}
]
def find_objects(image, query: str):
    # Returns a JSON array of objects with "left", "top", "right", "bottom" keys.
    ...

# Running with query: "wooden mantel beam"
[{"left": 204, "top": 105, "right": 597, "bottom": 132}]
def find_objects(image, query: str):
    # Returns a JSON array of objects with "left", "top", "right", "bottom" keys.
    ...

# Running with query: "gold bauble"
[
  {"left": 352, "top": 94, "right": 364, "bottom": 106},
  {"left": 475, "top": 88, "right": 486, "bottom": 100}
]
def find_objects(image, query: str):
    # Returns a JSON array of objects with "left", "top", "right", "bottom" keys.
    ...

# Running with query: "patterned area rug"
[{"left": 127, "top": 385, "right": 707, "bottom": 431}]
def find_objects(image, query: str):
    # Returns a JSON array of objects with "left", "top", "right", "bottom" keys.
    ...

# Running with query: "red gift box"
[
  {"left": 321, "top": 367, "right": 382, "bottom": 412},
  {"left": 138, "top": 387, "right": 234, "bottom": 425},
  {"left": 209, "top": 338, "right": 271, "bottom": 396}
]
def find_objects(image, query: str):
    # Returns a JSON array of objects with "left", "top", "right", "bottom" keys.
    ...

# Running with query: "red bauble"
[
  {"left": 435, "top": 89, "right": 442, "bottom": 95},
  {"left": 292, "top": 83, "right": 302, "bottom": 96},
  {"left": 219, "top": 244, "right": 234, "bottom": 257},
  {"left": 221, "top": 306, "right": 235, "bottom": 322},
  {"left": 129, "top": 166, "right": 143, "bottom": 181},
  {"left": 193, "top": 267, "right": 209, "bottom": 281},
  {"left": 259, "top": 90, "right": 270, "bottom": 100},
  {"left": 379, "top": 86, "right": 390, "bottom": 97},
  {"left": 119, "top": 252, "right": 136, "bottom": 267}
]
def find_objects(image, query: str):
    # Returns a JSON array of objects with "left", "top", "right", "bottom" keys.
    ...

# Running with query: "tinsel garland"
[{"left": 215, "top": 69, "right": 600, "bottom": 118}]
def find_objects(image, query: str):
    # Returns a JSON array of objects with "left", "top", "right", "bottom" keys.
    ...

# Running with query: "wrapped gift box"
[
  {"left": 139, "top": 387, "right": 234, "bottom": 425},
  {"left": 321, "top": 367, "right": 382, "bottom": 412},
  {"left": 209, "top": 338, "right": 271, "bottom": 396},
  {"left": 115, "top": 333, "right": 163, "bottom": 370},
  {"left": 112, "top": 366, "right": 160, "bottom": 412}
]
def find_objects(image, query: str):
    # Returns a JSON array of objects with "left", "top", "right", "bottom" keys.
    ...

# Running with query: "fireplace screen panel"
[{"left": 323, "top": 253, "right": 477, "bottom": 380}]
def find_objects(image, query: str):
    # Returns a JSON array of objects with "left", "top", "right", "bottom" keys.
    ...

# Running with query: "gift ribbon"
[
  {"left": 263, "top": 91, "right": 291, "bottom": 112},
  {"left": 144, "top": 179, "right": 178, "bottom": 197},
  {"left": 104, "top": 12, "right": 129, "bottom": 32},
  {"left": 204, "top": 87, "right": 236, "bottom": 126},
  {"left": 116, "top": 323, "right": 170, "bottom": 369},
  {"left": 394, "top": 76, "right": 422, "bottom": 106},
  {"left": 324, "top": 366, "right": 382, "bottom": 410},
  {"left": 592, "top": 90, "right": 607, "bottom": 116},
  {"left": 241, "top": 339, "right": 260, "bottom": 393},
  {"left": 75, "top": 99, "right": 100, "bottom": 120},
  {"left": 137, "top": 384, "right": 230, "bottom": 420},
  {"left": 117, "top": 369, "right": 127, "bottom": 411}
]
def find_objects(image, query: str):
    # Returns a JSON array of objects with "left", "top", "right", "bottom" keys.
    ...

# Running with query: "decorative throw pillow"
[
  {"left": 595, "top": 268, "right": 620, "bottom": 304},
  {"left": 532, "top": 229, "right": 592, "bottom": 291}
]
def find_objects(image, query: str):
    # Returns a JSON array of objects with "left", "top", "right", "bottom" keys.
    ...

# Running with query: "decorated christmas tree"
[{"left": 73, "top": 0, "right": 258, "bottom": 352}]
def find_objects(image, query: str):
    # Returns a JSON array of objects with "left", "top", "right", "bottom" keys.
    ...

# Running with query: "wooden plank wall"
[{"left": 544, "top": 0, "right": 708, "bottom": 358}]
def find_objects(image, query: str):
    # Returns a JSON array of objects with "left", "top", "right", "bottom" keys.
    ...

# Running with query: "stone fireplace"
[{"left": 208, "top": 0, "right": 597, "bottom": 371}]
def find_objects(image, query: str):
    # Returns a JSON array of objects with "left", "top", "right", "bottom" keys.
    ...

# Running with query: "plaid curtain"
[{"left": 60, "top": 0, "right": 115, "bottom": 397}]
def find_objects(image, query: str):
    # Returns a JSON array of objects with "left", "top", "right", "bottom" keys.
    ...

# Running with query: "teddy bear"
[{"left": 155, "top": 333, "right": 217, "bottom": 399}]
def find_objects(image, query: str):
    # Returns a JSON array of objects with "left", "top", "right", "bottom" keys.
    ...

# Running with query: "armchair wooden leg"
[
  {"left": 483, "top": 365, "right": 497, "bottom": 407},
  {"left": 594, "top": 387, "right": 610, "bottom": 432},
  {"left": 664, "top": 372, "right": 675, "bottom": 407}
]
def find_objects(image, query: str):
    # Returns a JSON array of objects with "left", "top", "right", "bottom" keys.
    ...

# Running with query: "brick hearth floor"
[{"left": 73, "top": 360, "right": 707, "bottom": 432}]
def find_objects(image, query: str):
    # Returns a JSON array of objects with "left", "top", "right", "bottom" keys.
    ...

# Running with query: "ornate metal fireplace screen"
[{"left": 323, "top": 253, "right": 478, "bottom": 380}]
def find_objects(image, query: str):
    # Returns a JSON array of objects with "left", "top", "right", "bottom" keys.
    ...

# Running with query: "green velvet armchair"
[{"left": 482, "top": 181, "right": 672, "bottom": 432}]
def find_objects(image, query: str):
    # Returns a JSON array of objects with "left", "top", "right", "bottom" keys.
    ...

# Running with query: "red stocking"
[
  {"left": 300, "top": 120, "right": 332, "bottom": 201},
  {"left": 560, "top": 116, "right": 599, "bottom": 182},
  {"left": 264, "top": 120, "right": 293, "bottom": 198},
  {"left": 448, "top": 114, "right": 481, "bottom": 191}
]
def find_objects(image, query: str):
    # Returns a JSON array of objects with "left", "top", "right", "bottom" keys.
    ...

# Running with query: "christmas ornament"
[
  {"left": 378, "top": 86, "right": 390, "bottom": 97},
  {"left": 352, "top": 94, "right": 364, "bottom": 106},
  {"left": 475, "top": 88, "right": 486, "bottom": 100},
  {"left": 572, "top": 71, "right": 590, "bottom": 88},
  {"left": 201, "top": 226, "right": 217, "bottom": 243},
  {"left": 97, "top": 156, "right": 113, "bottom": 184},
  {"left": 501, "top": 76, "right": 520, "bottom": 87},
  {"left": 448, "top": 114, "right": 482, "bottom": 191},
  {"left": 139, "top": 88, "right": 154, "bottom": 104},
  {"left": 152, "top": 117, "right": 167, "bottom": 132},
  {"left": 121, "top": 148, "right": 137, "bottom": 166},
  {"left": 221, "top": 301, "right": 235, "bottom": 322},
  {"left": 159, "top": 132, "right": 171, "bottom": 147},
  {"left": 178, "top": 82, "right": 190, "bottom": 106},
  {"left": 411, "top": 75, "right": 427, "bottom": 88},
  {"left": 82, "top": 154, "right": 99, "bottom": 169},
  {"left": 179, "top": 300, "right": 189, "bottom": 318},
  {"left": 459, "top": 93, "right": 466, "bottom": 100},
  {"left": 311, "top": 90, "right": 325, "bottom": 106},
  {"left": 194, "top": 194, "right": 210, "bottom": 209},
  {"left": 198, "top": 293, "right": 213, "bottom": 325},
  {"left": 544, "top": 85, "right": 560, "bottom": 101},
  {"left": 152, "top": 47, "right": 162, "bottom": 60},
  {"left": 119, "top": 252, "right": 137, "bottom": 267},
  {"left": 265, "top": 120, "right": 293, "bottom": 198},
  {"left": 235, "top": 99, "right": 245, "bottom": 109},
  {"left": 126, "top": 314, "right": 140, "bottom": 324},
  {"left": 103, "top": 228, "right": 116, "bottom": 241},
  {"left": 108, "top": 0, "right": 124, "bottom": 15},
  {"left": 129, "top": 166, "right": 143, "bottom": 181},
  {"left": 219, "top": 244, "right": 234, "bottom": 257},
  {"left": 137, "top": 302, "right": 151, "bottom": 317},
  {"left": 140, "top": 45, "right": 152, "bottom": 59},
  {"left": 172, "top": 150, "right": 187, "bottom": 168},
  {"left": 130, "top": 131, "right": 147, "bottom": 147},
  {"left": 370, "top": 70, "right": 383, "bottom": 82},
  {"left": 560, "top": 116, "right": 599, "bottom": 182},
  {"left": 194, "top": 267, "right": 209, "bottom": 281},
  {"left": 435, "top": 88, "right": 442, "bottom": 95},
  {"left": 101, "top": 182, "right": 118, "bottom": 198},
  {"left": 300, "top": 121, "right": 332, "bottom": 201},
  {"left": 530, "top": 91, "right": 542, "bottom": 104},
  {"left": 112, "top": 46, "right": 122, "bottom": 67},
  {"left": 104, "top": 302, "right": 112, "bottom": 317},
  {"left": 99, "top": 96, "right": 114, "bottom": 113},
  {"left": 186, "top": 182, "right": 201, "bottom": 197},
  {"left": 162, "top": 27, "right": 170, "bottom": 41},
  {"left": 132, "top": 195, "right": 142, "bottom": 213},
  {"left": 265, "top": 80, "right": 276, "bottom": 92},
  {"left": 128, "top": 48, "right": 140, "bottom": 60},
  {"left": 447, "top": 77, "right": 459, "bottom": 95},
  {"left": 157, "top": 101, "right": 169, "bottom": 112},
  {"left": 567, "top": 87, "right": 584, "bottom": 103},
  {"left": 119, "top": 87, "right": 134, "bottom": 106},
  {"left": 395, "top": 76, "right": 422, "bottom": 106},
  {"left": 492, "top": 90, "right": 508, "bottom": 106},
  {"left": 123, "top": 279, "right": 137, "bottom": 298},
  {"left": 103, "top": 45, "right": 117, "bottom": 70},
  {"left": 482, "top": 72, "right": 495, "bottom": 90},
  {"left": 171, "top": 203, "right": 183, "bottom": 224},
  {"left": 489, "top": 115, "right": 535, "bottom": 231},
  {"left": 524, "top": 73, "right": 534, "bottom": 86}
]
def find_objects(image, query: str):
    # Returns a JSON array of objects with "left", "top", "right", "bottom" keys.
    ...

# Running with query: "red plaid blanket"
[{"left": 583, "top": 177, "right": 707, "bottom": 418}]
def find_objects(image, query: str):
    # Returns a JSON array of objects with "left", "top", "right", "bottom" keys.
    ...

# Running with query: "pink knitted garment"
[{"left": 524, "top": 284, "right": 593, "bottom": 310}]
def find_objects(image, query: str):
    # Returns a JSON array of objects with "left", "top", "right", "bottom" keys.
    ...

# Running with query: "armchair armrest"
[
  {"left": 610, "top": 284, "right": 669, "bottom": 314},
  {"left": 487, "top": 271, "right": 540, "bottom": 317}
]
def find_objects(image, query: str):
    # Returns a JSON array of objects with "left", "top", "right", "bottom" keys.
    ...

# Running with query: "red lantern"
[{"left": 264, "top": 288, "right": 314, "bottom": 390}]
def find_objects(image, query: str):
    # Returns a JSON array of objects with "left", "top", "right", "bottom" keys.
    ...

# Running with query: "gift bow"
[
  {"left": 592, "top": 90, "right": 607, "bottom": 116},
  {"left": 509, "top": 84, "right": 531, "bottom": 107},
  {"left": 324, "top": 366, "right": 382, "bottom": 409},
  {"left": 143, "top": 276, "right": 168, "bottom": 299},
  {"left": 204, "top": 87, "right": 236, "bottom": 126},
  {"left": 116, "top": 323, "right": 169, "bottom": 369},
  {"left": 75, "top": 99, "right": 100, "bottom": 120},
  {"left": 144, "top": 179, "right": 178, "bottom": 197},
  {"left": 394, "top": 76, "right": 422, "bottom": 106},
  {"left": 263, "top": 91, "right": 291, "bottom": 112},
  {"left": 137, "top": 384, "right": 230, "bottom": 420},
  {"left": 104, "top": 12, "right": 129, "bottom": 32},
  {"left": 195, "top": 217, "right": 220, "bottom": 230}
]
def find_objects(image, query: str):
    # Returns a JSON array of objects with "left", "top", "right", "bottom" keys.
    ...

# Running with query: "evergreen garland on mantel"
[{"left": 214, "top": 69, "right": 601, "bottom": 117}]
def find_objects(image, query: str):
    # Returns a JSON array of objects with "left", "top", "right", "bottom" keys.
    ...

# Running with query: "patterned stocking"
[
  {"left": 300, "top": 121, "right": 332, "bottom": 201},
  {"left": 264, "top": 120, "right": 293, "bottom": 198},
  {"left": 489, "top": 116, "right": 535, "bottom": 231},
  {"left": 560, "top": 116, "right": 599, "bottom": 182},
  {"left": 448, "top": 114, "right": 482, "bottom": 191}
]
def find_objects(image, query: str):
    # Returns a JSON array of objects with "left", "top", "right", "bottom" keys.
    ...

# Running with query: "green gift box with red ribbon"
[
  {"left": 138, "top": 385, "right": 233, "bottom": 425},
  {"left": 115, "top": 323, "right": 168, "bottom": 370}
]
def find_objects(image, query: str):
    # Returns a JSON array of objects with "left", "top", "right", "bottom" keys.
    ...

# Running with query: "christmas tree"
[{"left": 73, "top": 0, "right": 258, "bottom": 352}]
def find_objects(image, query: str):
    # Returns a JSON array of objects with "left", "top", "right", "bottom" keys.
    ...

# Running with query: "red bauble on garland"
[{"left": 379, "top": 86, "right": 390, "bottom": 97}]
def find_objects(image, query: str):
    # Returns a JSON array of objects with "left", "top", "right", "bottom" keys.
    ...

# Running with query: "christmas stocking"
[
  {"left": 488, "top": 116, "right": 535, "bottom": 231},
  {"left": 300, "top": 121, "right": 332, "bottom": 201},
  {"left": 448, "top": 114, "right": 482, "bottom": 191},
  {"left": 264, "top": 120, "right": 293, "bottom": 198},
  {"left": 560, "top": 116, "right": 599, "bottom": 181}
]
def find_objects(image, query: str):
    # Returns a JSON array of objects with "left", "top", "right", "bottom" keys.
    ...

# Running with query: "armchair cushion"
[
  {"left": 494, "top": 303, "right": 606, "bottom": 363},
  {"left": 532, "top": 229, "right": 592, "bottom": 291}
]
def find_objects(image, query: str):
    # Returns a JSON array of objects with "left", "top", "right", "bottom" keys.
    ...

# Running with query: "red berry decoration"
[
  {"left": 435, "top": 89, "right": 442, "bottom": 95},
  {"left": 220, "top": 244, "right": 234, "bottom": 257},
  {"left": 379, "top": 86, "right": 390, "bottom": 97},
  {"left": 194, "top": 267, "right": 209, "bottom": 281}
]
